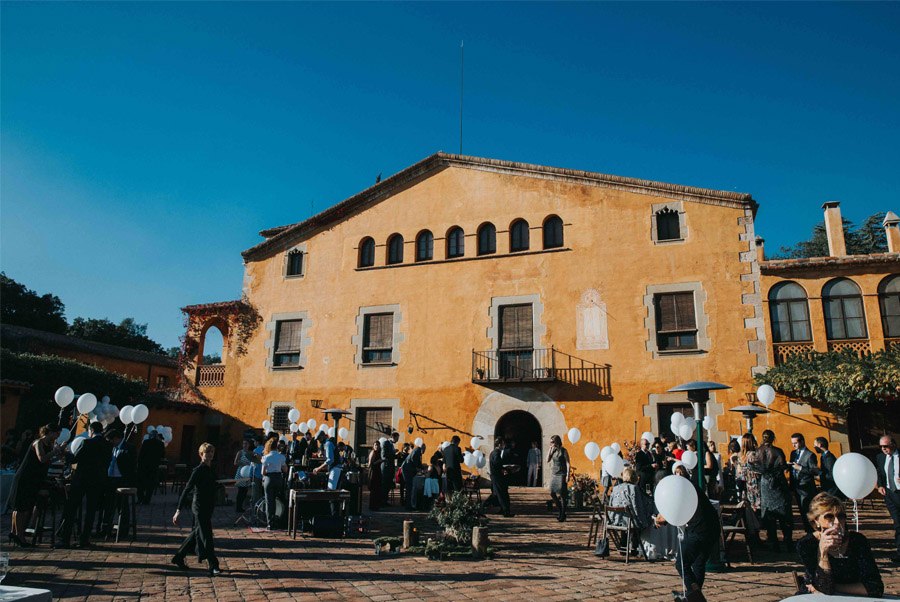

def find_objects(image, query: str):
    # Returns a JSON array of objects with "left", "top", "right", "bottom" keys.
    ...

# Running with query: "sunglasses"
[{"left": 820, "top": 512, "right": 847, "bottom": 523}]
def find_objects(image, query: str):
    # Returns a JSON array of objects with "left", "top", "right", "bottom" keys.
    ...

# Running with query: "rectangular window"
[
  {"left": 355, "top": 407, "right": 392, "bottom": 451},
  {"left": 272, "top": 406, "right": 290, "bottom": 433},
  {"left": 499, "top": 304, "right": 533, "bottom": 378},
  {"left": 273, "top": 319, "right": 303, "bottom": 367},
  {"left": 155, "top": 375, "right": 169, "bottom": 389},
  {"left": 286, "top": 251, "right": 304, "bottom": 277},
  {"left": 657, "top": 404, "right": 694, "bottom": 440},
  {"left": 363, "top": 313, "right": 394, "bottom": 364},
  {"left": 655, "top": 292, "right": 698, "bottom": 351}
]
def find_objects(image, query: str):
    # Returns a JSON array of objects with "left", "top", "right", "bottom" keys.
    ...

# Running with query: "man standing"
[
  {"left": 789, "top": 433, "right": 818, "bottom": 534},
  {"left": 633, "top": 436, "right": 656, "bottom": 490},
  {"left": 381, "top": 432, "right": 398, "bottom": 505},
  {"left": 401, "top": 442, "right": 425, "bottom": 510},
  {"left": 489, "top": 437, "right": 513, "bottom": 517},
  {"left": 58, "top": 422, "right": 111, "bottom": 548},
  {"left": 812, "top": 437, "right": 839, "bottom": 497},
  {"left": 876, "top": 436, "right": 900, "bottom": 563},
  {"left": 288, "top": 432, "right": 306, "bottom": 465},
  {"left": 442, "top": 436, "right": 464, "bottom": 495},
  {"left": 136, "top": 431, "right": 165, "bottom": 504},
  {"left": 527, "top": 441, "right": 542, "bottom": 487}
]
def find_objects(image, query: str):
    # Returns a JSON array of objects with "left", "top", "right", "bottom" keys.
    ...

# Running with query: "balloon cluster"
[
  {"left": 146, "top": 425, "right": 174, "bottom": 446},
  {"left": 670, "top": 412, "right": 710, "bottom": 440},
  {"left": 464, "top": 449, "right": 486, "bottom": 469},
  {"left": 600, "top": 443, "right": 624, "bottom": 478},
  {"left": 93, "top": 396, "right": 120, "bottom": 427}
]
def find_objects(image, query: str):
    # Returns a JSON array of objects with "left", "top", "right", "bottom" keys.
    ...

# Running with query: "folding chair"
[
  {"left": 720, "top": 503, "right": 754, "bottom": 564},
  {"left": 604, "top": 504, "right": 645, "bottom": 564},
  {"left": 587, "top": 499, "right": 604, "bottom": 547}
]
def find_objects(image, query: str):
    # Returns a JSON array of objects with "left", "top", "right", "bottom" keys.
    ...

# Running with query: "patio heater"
[
  {"left": 667, "top": 380, "right": 731, "bottom": 492},
  {"left": 729, "top": 394, "right": 769, "bottom": 435},
  {"left": 322, "top": 408, "right": 351, "bottom": 442}
]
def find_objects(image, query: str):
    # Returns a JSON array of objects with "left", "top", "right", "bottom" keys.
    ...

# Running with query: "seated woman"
[
  {"left": 796, "top": 492, "right": 884, "bottom": 597},
  {"left": 609, "top": 468, "right": 673, "bottom": 559}
]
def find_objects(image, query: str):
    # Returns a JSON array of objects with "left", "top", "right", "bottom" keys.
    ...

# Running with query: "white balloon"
[
  {"left": 76, "top": 393, "right": 97, "bottom": 415},
  {"left": 306, "top": 419, "right": 317, "bottom": 430},
  {"left": 476, "top": 454, "right": 487, "bottom": 469},
  {"left": 757, "top": 384, "right": 776, "bottom": 407},
  {"left": 338, "top": 427, "right": 349, "bottom": 440},
  {"left": 610, "top": 442, "right": 621, "bottom": 454},
  {"left": 681, "top": 450, "right": 698, "bottom": 470},
  {"left": 670, "top": 412, "right": 685, "bottom": 428},
  {"left": 101, "top": 395, "right": 110, "bottom": 404},
  {"left": 281, "top": 435, "right": 288, "bottom": 443},
  {"left": 163, "top": 432, "right": 173, "bottom": 444},
  {"left": 641, "top": 432, "right": 655, "bottom": 445},
  {"left": 298, "top": 422, "right": 309, "bottom": 434},
  {"left": 671, "top": 460, "right": 685, "bottom": 474},
  {"left": 441, "top": 441, "right": 450, "bottom": 450},
  {"left": 327, "top": 427, "right": 335, "bottom": 438},
  {"left": 119, "top": 405, "right": 134, "bottom": 425},
  {"left": 55, "top": 386, "right": 75, "bottom": 408},
  {"left": 378, "top": 437, "right": 388, "bottom": 445},
  {"left": 318, "top": 424, "right": 327, "bottom": 433},
  {"left": 463, "top": 451, "right": 474, "bottom": 467},
  {"left": 473, "top": 450, "right": 484, "bottom": 462},
  {"left": 470, "top": 436, "right": 483, "bottom": 450},
  {"left": 602, "top": 454, "right": 625, "bottom": 479},
  {"left": 70, "top": 437, "right": 85, "bottom": 455},
  {"left": 108, "top": 405, "right": 119, "bottom": 418},
  {"left": 239, "top": 465, "right": 252, "bottom": 478},
  {"left": 414, "top": 437, "right": 424, "bottom": 448},
  {"left": 702, "top": 416, "right": 713, "bottom": 431},
  {"left": 289, "top": 423, "right": 299, "bottom": 433},
  {"left": 147, "top": 426, "right": 157, "bottom": 434},
  {"left": 162, "top": 426, "right": 172, "bottom": 434},
  {"left": 584, "top": 442, "right": 601, "bottom": 462},
  {"left": 262, "top": 420, "right": 272, "bottom": 431},
  {"left": 600, "top": 445, "right": 614, "bottom": 460},
  {"left": 56, "top": 428, "right": 71, "bottom": 445},
  {"left": 131, "top": 404, "right": 149, "bottom": 424},
  {"left": 654, "top": 475, "right": 698, "bottom": 527},
  {"left": 678, "top": 424, "right": 694, "bottom": 440},
  {"left": 683, "top": 417, "right": 697, "bottom": 432},
  {"left": 567, "top": 428, "right": 581, "bottom": 444},
  {"left": 834, "top": 452, "right": 878, "bottom": 500},
  {"left": 288, "top": 408, "right": 301, "bottom": 423}
]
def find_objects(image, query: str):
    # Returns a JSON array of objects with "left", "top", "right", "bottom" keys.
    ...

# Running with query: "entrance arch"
[{"left": 495, "top": 410, "right": 542, "bottom": 486}]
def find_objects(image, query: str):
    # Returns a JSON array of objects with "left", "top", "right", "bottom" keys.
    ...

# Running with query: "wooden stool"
[
  {"left": 26, "top": 490, "right": 51, "bottom": 545},
  {"left": 112, "top": 487, "right": 138, "bottom": 542}
]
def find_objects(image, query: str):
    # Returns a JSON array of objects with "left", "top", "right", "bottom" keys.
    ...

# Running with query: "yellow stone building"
[{"left": 181, "top": 153, "right": 895, "bottom": 480}]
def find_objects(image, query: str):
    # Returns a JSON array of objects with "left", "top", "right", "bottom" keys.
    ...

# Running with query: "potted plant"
[{"left": 570, "top": 473, "right": 599, "bottom": 511}]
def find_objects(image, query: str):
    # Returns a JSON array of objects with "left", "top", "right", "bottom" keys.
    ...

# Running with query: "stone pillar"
[
  {"left": 755, "top": 236, "right": 765, "bottom": 263},
  {"left": 472, "top": 526, "right": 489, "bottom": 558},
  {"left": 403, "top": 520, "right": 418, "bottom": 549},
  {"left": 883, "top": 211, "right": 900, "bottom": 253}
]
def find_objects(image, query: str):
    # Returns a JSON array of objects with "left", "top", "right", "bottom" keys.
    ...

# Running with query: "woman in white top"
[{"left": 261, "top": 439, "right": 288, "bottom": 530}]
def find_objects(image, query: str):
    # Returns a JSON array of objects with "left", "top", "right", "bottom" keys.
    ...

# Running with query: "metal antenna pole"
[{"left": 459, "top": 40, "right": 464, "bottom": 155}]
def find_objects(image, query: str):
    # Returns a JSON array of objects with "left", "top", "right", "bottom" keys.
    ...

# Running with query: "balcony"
[
  {"left": 827, "top": 339, "right": 872, "bottom": 358},
  {"left": 886, "top": 338, "right": 900, "bottom": 352},
  {"left": 472, "top": 347, "right": 611, "bottom": 395},
  {"left": 196, "top": 364, "right": 225, "bottom": 387},
  {"left": 772, "top": 342, "right": 814, "bottom": 365}
]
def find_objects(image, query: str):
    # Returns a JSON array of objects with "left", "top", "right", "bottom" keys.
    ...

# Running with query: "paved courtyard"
[{"left": 3, "top": 487, "right": 898, "bottom": 601}]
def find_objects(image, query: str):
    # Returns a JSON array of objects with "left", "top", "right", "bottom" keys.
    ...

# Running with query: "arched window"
[
  {"left": 477, "top": 223, "right": 496, "bottom": 256},
  {"left": 510, "top": 219, "right": 530, "bottom": 252},
  {"left": 656, "top": 208, "right": 681, "bottom": 241},
  {"left": 285, "top": 248, "right": 304, "bottom": 277},
  {"left": 387, "top": 234, "right": 404, "bottom": 265},
  {"left": 358, "top": 237, "right": 375, "bottom": 268},
  {"left": 768, "top": 282, "right": 811, "bottom": 343},
  {"left": 878, "top": 274, "right": 900, "bottom": 338},
  {"left": 822, "top": 278, "right": 867, "bottom": 340},
  {"left": 415, "top": 230, "right": 434, "bottom": 262},
  {"left": 543, "top": 215, "right": 563, "bottom": 249},
  {"left": 447, "top": 226, "right": 465, "bottom": 258}
]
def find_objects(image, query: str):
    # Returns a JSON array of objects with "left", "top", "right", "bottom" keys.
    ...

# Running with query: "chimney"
[
  {"left": 884, "top": 211, "right": 900, "bottom": 253},
  {"left": 755, "top": 236, "right": 765, "bottom": 262},
  {"left": 822, "top": 201, "right": 847, "bottom": 257}
]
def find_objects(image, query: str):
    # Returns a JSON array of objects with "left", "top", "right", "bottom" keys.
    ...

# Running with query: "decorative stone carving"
[{"left": 577, "top": 289, "right": 609, "bottom": 350}]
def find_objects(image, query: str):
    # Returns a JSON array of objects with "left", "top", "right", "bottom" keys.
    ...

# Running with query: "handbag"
[{"left": 593, "top": 513, "right": 610, "bottom": 557}]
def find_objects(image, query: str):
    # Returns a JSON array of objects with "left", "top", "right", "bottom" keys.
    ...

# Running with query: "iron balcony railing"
[{"left": 472, "top": 347, "right": 611, "bottom": 395}]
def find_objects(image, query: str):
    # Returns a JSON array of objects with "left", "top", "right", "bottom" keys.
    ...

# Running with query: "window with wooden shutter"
[
  {"left": 499, "top": 304, "right": 534, "bottom": 378},
  {"left": 273, "top": 319, "right": 302, "bottom": 366},
  {"left": 655, "top": 292, "right": 697, "bottom": 351},
  {"left": 355, "top": 408, "right": 392, "bottom": 451},
  {"left": 363, "top": 313, "right": 394, "bottom": 363}
]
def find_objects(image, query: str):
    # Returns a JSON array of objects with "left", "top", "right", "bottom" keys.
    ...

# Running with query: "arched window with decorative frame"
[
  {"left": 878, "top": 274, "right": 900, "bottom": 339},
  {"left": 387, "top": 234, "right": 404, "bottom": 265},
  {"left": 768, "top": 281, "right": 812, "bottom": 343},
  {"left": 477, "top": 222, "right": 496, "bottom": 256},
  {"left": 510, "top": 219, "right": 530, "bottom": 252},
  {"left": 415, "top": 230, "right": 434, "bottom": 262},
  {"left": 822, "top": 278, "right": 867, "bottom": 340},
  {"left": 446, "top": 226, "right": 465, "bottom": 258},
  {"left": 542, "top": 215, "right": 563, "bottom": 249},
  {"left": 358, "top": 237, "right": 375, "bottom": 268}
]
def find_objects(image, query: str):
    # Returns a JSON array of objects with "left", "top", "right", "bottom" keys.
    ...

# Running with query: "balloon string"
[
  {"left": 853, "top": 499, "right": 859, "bottom": 532},
  {"left": 678, "top": 526, "right": 687, "bottom": 599}
]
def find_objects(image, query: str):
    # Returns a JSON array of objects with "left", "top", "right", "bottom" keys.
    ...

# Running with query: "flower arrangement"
[{"left": 571, "top": 472, "right": 600, "bottom": 506}]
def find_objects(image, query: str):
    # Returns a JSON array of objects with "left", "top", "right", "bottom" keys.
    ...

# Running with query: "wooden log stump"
[
  {"left": 403, "top": 520, "right": 418, "bottom": 549},
  {"left": 472, "top": 526, "right": 488, "bottom": 558}
]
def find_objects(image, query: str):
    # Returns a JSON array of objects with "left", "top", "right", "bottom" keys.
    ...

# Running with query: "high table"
[{"left": 288, "top": 489, "right": 350, "bottom": 539}]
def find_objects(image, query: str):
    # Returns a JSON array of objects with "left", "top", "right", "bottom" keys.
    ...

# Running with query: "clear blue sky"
[{"left": 2, "top": 2, "right": 898, "bottom": 349}]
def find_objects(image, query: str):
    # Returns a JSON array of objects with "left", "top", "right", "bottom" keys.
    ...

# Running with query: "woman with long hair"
[
  {"left": 367, "top": 440, "right": 383, "bottom": 511},
  {"left": 547, "top": 435, "right": 570, "bottom": 522},
  {"left": 233, "top": 439, "right": 256, "bottom": 513},
  {"left": 261, "top": 438, "right": 288, "bottom": 530},
  {"left": 7, "top": 423, "right": 60, "bottom": 546},
  {"left": 172, "top": 443, "right": 221, "bottom": 575}
]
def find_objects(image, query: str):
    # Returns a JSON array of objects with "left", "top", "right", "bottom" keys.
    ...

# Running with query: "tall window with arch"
[
  {"left": 656, "top": 208, "right": 681, "bottom": 241},
  {"left": 358, "top": 237, "right": 375, "bottom": 268},
  {"left": 878, "top": 274, "right": 900, "bottom": 338},
  {"left": 477, "top": 223, "right": 496, "bottom": 255},
  {"left": 415, "top": 230, "right": 434, "bottom": 262},
  {"left": 200, "top": 325, "right": 225, "bottom": 365},
  {"left": 768, "top": 282, "right": 812, "bottom": 342},
  {"left": 447, "top": 226, "right": 465, "bottom": 258},
  {"left": 822, "top": 278, "right": 867, "bottom": 340},
  {"left": 542, "top": 215, "right": 563, "bottom": 249},
  {"left": 387, "top": 234, "right": 404, "bottom": 265},
  {"left": 510, "top": 219, "right": 530, "bottom": 252}
]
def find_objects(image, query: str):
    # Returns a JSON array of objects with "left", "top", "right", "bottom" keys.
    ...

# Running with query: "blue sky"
[{"left": 2, "top": 2, "right": 898, "bottom": 349}]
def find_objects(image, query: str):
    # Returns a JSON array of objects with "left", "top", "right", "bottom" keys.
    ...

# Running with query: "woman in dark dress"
[
  {"left": 752, "top": 429, "right": 793, "bottom": 552},
  {"left": 367, "top": 440, "right": 383, "bottom": 511},
  {"left": 7, "top": 424, "right": 60, "bottom": 546},
  {"left": 171, "top": 443, "right": 221, "bottom": 575},
  {"left": 796, "top": 492, "right": 883, "bottom": 597}
]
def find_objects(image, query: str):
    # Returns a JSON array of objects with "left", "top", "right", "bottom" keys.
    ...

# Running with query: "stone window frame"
[
  {"left": 264, "top": 311, "right": 313, "bottom": 370},
  {"left": 352, "top": 304, "right": 404, "bottom": 368},
  {"left": 268, "top": 401, "right": 294, "bottom": 434},
  {"left": 643, "top": 282, "right": 710, "bottom": 358},
  {"left": 651, "top": 201, "right": 688, "bottom": 244},
  {"left": 283, "top": 243, "right": 308, "bottom": 279},
  {"left": 348, "top": 398, "right": 405, "bottom": 449},
  {"left": 485, "top": 294, "right": 546, "bottom": 379}
]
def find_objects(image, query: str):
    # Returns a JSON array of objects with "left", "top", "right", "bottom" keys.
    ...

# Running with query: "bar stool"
[
  {"left": 26, "top": 490, "right": 51, "bottom": 545},
  {"left": 111, "top": 487, "right": 138, "bottom": 542}
]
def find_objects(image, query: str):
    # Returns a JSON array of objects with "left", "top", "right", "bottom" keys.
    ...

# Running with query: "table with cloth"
[
  {"left": 638, "top": 500, "right": 725, "bottom": 562},
  {"left": 409, "top": 474, "right": 447, "bottom": 510}
]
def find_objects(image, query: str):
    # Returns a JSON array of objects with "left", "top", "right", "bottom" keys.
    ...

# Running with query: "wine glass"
[{"left": 833, "top": 525, "right": 847, "bottom": 559}]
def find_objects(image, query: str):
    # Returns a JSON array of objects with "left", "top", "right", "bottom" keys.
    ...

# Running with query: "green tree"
[
  {"left": 0, "top": 272, "right": 68, "bottom": 334},
  {"left": 774, "top": 212, "right": 888, "bottom": 259},
  {"left": 68, "top": 317, "right": 165, "bottom": 354}
]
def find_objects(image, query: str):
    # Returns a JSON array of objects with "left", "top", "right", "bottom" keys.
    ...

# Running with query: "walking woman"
[
  {"left": 7, "top": 423, "right": 60, "bottom": 547},
  {"left": 367, "top": 440, "right": 383, "bottom": 511},
  {"left": 172, "top": 443, "right": 221, "bottom": 575},
  {"left": 547, "top": 435, "right": 570, "bottom": 522},
  {"left": 261, "top": 438, "right": 288, "bottom": 530}
]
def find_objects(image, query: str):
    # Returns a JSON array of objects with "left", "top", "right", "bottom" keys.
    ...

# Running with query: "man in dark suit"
[
  {"left": 789, "top": 433, "right": 819, "bottom": 534},
  {"left": 136, "top": 431, "right": 166, "bottom": 504},
  {"left": 633, "top": 436, "right": 656, "bottom": 491},
  {"left": 488, "top": 437, "right": 513, "bottom": 517},
  {"left": 876, "top": 435, "right": 900, "bottom": 563},
  {"left": 380, "top": 432, "right": 398, "bottom": 505},
  {"left": 58, "top": 422, "right": 112, "bottom": 548},
  {"left": 442, "top": 435, "right": 464, "bottom": 495},
  {"left": 812, "top": 437, "right": 840, "bottom": 498},
  {"left": 400, "top": 441, "right": 425, "bottom": 510}
]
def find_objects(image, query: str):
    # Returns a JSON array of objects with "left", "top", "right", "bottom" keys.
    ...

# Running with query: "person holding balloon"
[
  {"left": 58, "top": 421, "right": 111, "bottom": 548},
  {"left": 233, "top": 439, "right": 257, "bottom": 513},
  {"left": 136, "top": 428, "right": 166, "bottom": 505},
  {"left": 7, "top": 423, "right": 62, "bottom": 547}
]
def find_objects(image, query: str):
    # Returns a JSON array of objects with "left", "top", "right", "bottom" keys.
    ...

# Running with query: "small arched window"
[
  {"left": 510, "top": 219, "right": 530, "bottom": 252},
  {"left": 543, "top": 215, "right": 564, "bottom": 249},
  {"left": 286, "top": 249, "right": 304, "bottom": 277},
  {"left": 387, "top": 234, "right": 404, "bottom": 265},
  {"left": 768, "top": 282, "right": 811, "bottom": 343},
  {"left": 822, "top": 278, "right": 867, "bottom": 340},
  {"left": 477, "top": 223, "right": 496, "bottom": 256},
  {"left": 878, "top": 274, "right": 900, "bottom": 338},
  {"left": 358, "top": 237, "right": 375, "bottom": 268},
  {"left": 656, "top": 208, "right": 681, "bottom": 241},
  {"left": 447, "top": 227, "right": 465, "bottom": 258},
  {"left": 415, "top": 230, "right": 434, "bottom": 262}
]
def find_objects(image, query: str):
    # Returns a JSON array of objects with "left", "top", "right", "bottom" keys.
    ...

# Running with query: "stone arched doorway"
[{"left": 495, "top": 410, "right": 542, "bottom": 486}]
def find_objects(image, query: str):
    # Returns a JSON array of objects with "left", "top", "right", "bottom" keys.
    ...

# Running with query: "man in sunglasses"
[{"left": 876, "top": 435, "right": 900, "bottom": 563}]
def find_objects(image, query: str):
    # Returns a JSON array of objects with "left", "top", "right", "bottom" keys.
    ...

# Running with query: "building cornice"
[{"left": 761, "top": 253, "right": 900, "bottom": 274}]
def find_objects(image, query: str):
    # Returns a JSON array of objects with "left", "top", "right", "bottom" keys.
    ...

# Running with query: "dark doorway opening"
[{"left": 494, "top": 410, "right": 542, "bottom": 486}]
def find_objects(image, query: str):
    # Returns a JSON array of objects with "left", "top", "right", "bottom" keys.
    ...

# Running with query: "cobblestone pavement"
[{"left": 2, "top": 487, "right": 898, "bottom": 601}]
